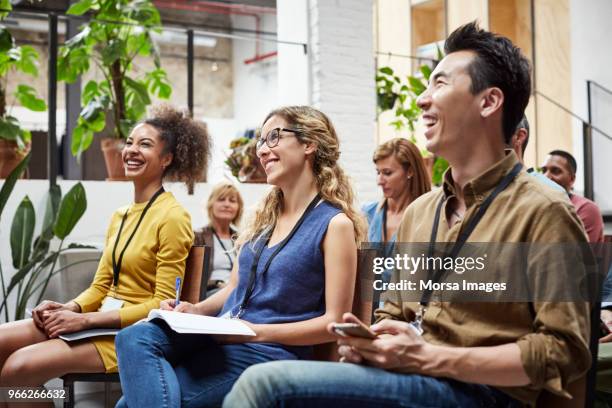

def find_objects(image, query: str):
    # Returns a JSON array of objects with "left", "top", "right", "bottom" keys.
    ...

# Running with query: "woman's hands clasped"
[{"left": 32, "top": 300, "right": 85, "bottom": 338}]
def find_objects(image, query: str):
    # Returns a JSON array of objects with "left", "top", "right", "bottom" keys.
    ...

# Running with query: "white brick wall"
[{"left": 308, "top": 0, "right": 378, "bottom": 204}]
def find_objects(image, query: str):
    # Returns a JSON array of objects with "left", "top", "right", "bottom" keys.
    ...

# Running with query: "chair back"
[
  {"left": 312, "top": 249, "right": 376, "bottom": 361},
  {"left": 181, "top": 245, "right": 211, "bottom": 304}
]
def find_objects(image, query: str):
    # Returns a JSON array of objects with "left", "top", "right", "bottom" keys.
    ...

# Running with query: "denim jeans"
[
  {"left": 115, "top": 320, "right": 273, "bottom": 408},
  {"left": 222, "top": 361, "right": 523, "bottom": 408}
]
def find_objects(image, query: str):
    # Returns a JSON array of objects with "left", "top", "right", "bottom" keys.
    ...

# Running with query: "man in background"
[
  {"left": 542, "top": 150, "right": 604, "bottom": 242},
  {"left": 509, "top": 116, "right": 565, "bottom": 193}
]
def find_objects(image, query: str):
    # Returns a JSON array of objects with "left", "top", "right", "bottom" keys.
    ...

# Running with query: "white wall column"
[{"left": 308, "top": 0, "right": 377, "bottom": 203}]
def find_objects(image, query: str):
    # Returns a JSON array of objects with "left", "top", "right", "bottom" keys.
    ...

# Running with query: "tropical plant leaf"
[
  {"left": 0, "top": 116, "right": 21, "bottom": 141},
  {"left": 145, "top": 68, "right": 172, "bottom": 99},
  {"left": 71, "top": 125, "right": 94, "bottom": 158},
  {"left": 53, "top": 182, "right": 87, "bottom": 239},
  {"left": 0, "top": 26, "right": 13, "bottom": 52},
  {"left": 102, "top": 39, "right": 126, "bottom": 66},
  {"left": 67, "top": 0, "right": 93, "bottom": 15},
  {"left": 379, "top": 66, "right": 393, "bottom": 75},
  {"left": 0, "top": 152, "right": 30, "bottom": 222},
  {"left": 41, "top": 184, "right": 61, "bottom": 241},
  {"left": 15, "top": 84, "right": 47, "bottom": 111},
  {"left": 15, "top": 45, "right": 39, "bottom": 76},
  {"left": 420, "top": 64, "right": 432, "bottom": 81},
  {"left": 0, "top": 0, "right": 12, "bottom": 19},
  {"left": 408, "top": 76, "right": 426, "bottom": 96},
  {"left": 10, "top": 196, "right": 35, "bottom": 269}
]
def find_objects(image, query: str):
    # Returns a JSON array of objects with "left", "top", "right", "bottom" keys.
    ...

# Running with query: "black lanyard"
[
  {"left": 212, "top": 229, "right": 234, "bottom": 270},
  {"left": 232, "top": 193, "right": 321, "bottom": 318},
  {"left": 112, "top": 187, "right": 165, "bottom": 288},
  {"left": 382, "top": 200, "right": 388, "bottom": 243},
  {"left": 420, "top": 163, "right": 522, "bottom": 307}
]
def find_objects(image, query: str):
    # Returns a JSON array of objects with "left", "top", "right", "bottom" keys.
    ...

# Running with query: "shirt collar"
[{"left": 442, "top": 151, "right": 522, "bottom": 207}]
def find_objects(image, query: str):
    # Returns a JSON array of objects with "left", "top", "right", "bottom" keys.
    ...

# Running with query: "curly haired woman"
[
  {"left": 114, "top": 106, "right": 367, "bottom": 407},
  {"left": 0, "top": 105, "right": 210, "bottom": 392}
]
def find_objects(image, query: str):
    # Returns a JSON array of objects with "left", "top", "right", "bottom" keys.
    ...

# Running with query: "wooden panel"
[
  {"left": 446, "top": 0, "right": 489, "bottom": 32},
  {"left": 534, "top": 0, "right": 572, "bottom": 164},
  {"left": 489, "top": 0, "right": 532, "bottom": 59}
]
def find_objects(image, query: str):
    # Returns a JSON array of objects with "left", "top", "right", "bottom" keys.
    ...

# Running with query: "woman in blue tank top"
[{"left": 114, "top": 106, "right": 367, "bottom": 408}]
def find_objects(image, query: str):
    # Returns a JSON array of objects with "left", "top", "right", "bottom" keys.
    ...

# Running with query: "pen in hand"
[{"left": 175, "top": 277, "right": 181, "bottom": 307}]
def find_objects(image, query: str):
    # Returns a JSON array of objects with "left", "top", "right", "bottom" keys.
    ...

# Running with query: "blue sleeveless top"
[{"left": 219, "top": 201, "right": 342, "bottom": 360}]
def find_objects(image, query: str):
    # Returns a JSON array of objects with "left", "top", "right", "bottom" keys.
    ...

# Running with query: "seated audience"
[
  {"left": 0, "top": 105, "right": 210, "bottom": 387},
  {"left": 541, "top": 149, "right": 605, "bottom": 242},
  {"left": 223, "top": 22, "right": 590, "bottom": 408},
  {"left": 114, "top": 106, "right": 366, "bottom": 407},
  {"left": 195, "top": 182, "right": 243, "bottom": 296}
]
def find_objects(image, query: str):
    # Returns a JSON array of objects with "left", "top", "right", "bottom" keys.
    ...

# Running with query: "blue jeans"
[
  {"left": 115, "top": 320, "right": 274, "bottom": 408},
  {"left": 222, "top": 361, "right": 523, "bottom": 408}
]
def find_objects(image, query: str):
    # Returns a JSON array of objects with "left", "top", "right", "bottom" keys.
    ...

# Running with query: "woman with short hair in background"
[{"left": 195, "top": 182, "right": 243, "bottom": 296}]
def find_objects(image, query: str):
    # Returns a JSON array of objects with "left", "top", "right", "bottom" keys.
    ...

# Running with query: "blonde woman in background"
[
  {"left": 114, "top": 106, "right": 366, "bottom": 408},
  {"left": 195, "top": 182, "right": 243, "bottom": 296}
]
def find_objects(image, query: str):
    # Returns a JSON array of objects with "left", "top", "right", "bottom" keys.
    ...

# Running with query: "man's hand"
[
  {"left": 330, "top": 314, "right": 428, "bottom": 371},
  {"left": 43, "top": 310, "right": 89, "bottom": 338}
]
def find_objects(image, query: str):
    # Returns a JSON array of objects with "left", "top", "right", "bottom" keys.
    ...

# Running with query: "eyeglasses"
[{"left": 256, "top": 128, "right": 299, "bottom": 150}]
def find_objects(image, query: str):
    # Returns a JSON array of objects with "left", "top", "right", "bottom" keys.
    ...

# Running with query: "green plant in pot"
[
  {"left": 0, "top": 1, "right": 47, "bottom": 178},
  {"left": 376, "top": 60, "right": 449, "bottom": 186},
  {"left": 57, "top": 0, "right": 172, "bottom": 179},
  {"left": 0, "top": 154, "right": 95, "bottom": 321}
]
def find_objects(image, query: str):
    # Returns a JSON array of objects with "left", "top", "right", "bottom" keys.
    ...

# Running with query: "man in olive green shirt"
[{"left": 223, "top": 22, "right": 591, "bottom": 408}]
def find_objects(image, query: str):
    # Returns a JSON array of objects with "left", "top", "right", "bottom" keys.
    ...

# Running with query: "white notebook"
[
  {"left": 59, "top": 328, "right": 120, "bottom": 342},
  {"left": 146, "top": 309, "right": 256, "bottom": 336}
]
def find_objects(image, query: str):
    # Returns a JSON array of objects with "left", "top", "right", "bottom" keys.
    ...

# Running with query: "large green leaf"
[
  {"left": 0, "top": 152, "right": 30, "bottom": 221},
  {"left": 408, "top": 76, "right": 426, "bottom": 96},
  {"left": 10, "top": 195, "right": 35, "bottom": 269},
  {"left": 124, "top": 76, "right": 151, "bottom": 105},
  {"left": 53, "top": 182, "right": 87, "bottom": 239},
  {"left": 102, "top": 39, "right": 126, "bottom": 66},
  {"left": 15, "top": 45, "right": 39, "bottom": 76},
  {"left": 0, "top": 0, "right": 12, "bottom": 19},
  {"left": 67, "top": 0, "right": 93, "bottom": 15},
  {"left": 71, "top": 125, "right": 94, "bottom": 158},
  {"left": 0, "top": 26, "right": 13, "bottom": 52},
  {"left": 0, "top": 116, "right": 21, "bottom": 141},
  {"left": 15, "top": 84, "right": 47, "bottom": 112},
  {"left": 145, "top": 68, "right": 171, "bottom": 99},
  {"left": 41, "top": 184, "right": 61, "bottom": 241}
]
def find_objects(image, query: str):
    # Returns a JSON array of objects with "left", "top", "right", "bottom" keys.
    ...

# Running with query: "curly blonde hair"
[
  {"left": 238, "top": 106, "right": 366, "bottom": 247},
  {"left": 143, "top": 104, "right": 211, "bottom": 194}
]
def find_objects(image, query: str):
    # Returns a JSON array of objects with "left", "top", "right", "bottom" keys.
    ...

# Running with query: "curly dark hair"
[
  {"left": 444, "top": 21, "right": 531, "bottom": 143},
  {"left": 143, "top": 104, "right": 211, "bottom": 194}
]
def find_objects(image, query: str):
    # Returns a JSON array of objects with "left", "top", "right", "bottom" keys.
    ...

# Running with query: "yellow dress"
[{"left": 72, "top": 192, "right": 193, "bottom": 372}]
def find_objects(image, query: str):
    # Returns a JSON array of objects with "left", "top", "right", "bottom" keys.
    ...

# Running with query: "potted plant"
[
  {"left": 376, "top": 61, "right": 449, "bottom": 186},
  {"left": 226, "top": 133, "right": 266, "bottom": 183},
  {"left": 0, "top": 1, "right": 47, "bottom": 178},
  {"left": 57, "top": 0, "right": 172, "bottom": 179}
]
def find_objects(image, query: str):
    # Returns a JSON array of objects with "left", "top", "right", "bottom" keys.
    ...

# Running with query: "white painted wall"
[
  {"left": 570, "top": 0, "right": 612, "bottom": 215},
  {"left": 231, "top": 13, "right": 279, "bottom": 131}
]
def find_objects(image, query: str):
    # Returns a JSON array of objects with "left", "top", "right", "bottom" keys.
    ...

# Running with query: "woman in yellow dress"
[{"left": 0, "top": 105, "right": 210, "bottom": 388}]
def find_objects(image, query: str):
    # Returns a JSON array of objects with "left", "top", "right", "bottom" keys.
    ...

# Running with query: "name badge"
[{"left": 99, "top": 296, "right": 124, "bottom": 312}]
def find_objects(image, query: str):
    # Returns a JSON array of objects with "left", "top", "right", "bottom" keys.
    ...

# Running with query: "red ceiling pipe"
[
  {"left": 154, "top": 0, "right": 277, "bottom": 62},
  {"left": 244, "top": 50, "right": 277, "bottom": 64}
]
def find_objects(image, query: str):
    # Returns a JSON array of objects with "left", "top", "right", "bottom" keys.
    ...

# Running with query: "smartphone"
[{"left": 332, "top": 322, "right": 377, "bottom": 339}]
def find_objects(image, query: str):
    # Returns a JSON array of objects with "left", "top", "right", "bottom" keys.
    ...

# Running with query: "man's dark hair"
[
  {"left": 444, "top": 21, "right": 531, "bottom": 144},
  {"left": 549, "top": 149, "right": 577, "bottom": 174},
  {"left": 514, "top": 115, "right": 529, "bottom": 155}
]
